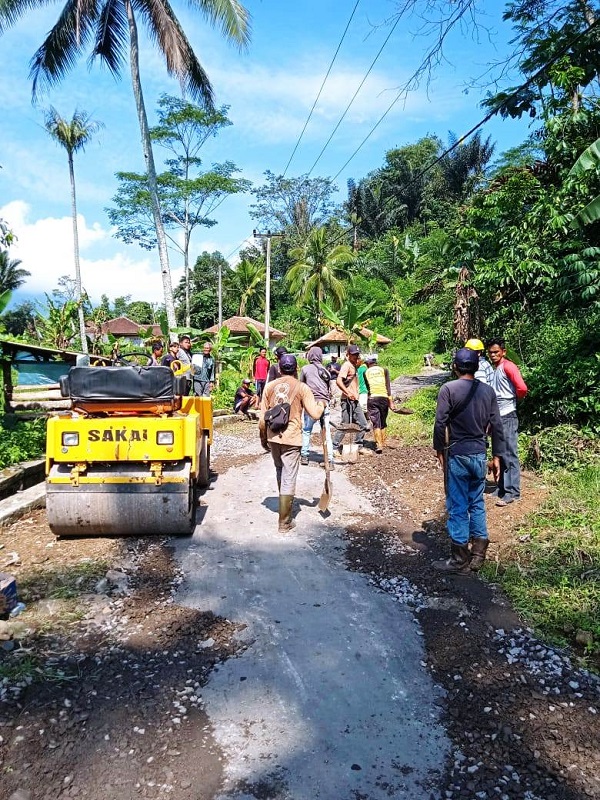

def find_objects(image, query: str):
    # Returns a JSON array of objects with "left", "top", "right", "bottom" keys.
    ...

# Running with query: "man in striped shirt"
[{"left": 488, "top": 338, "right": 528, "bottom": 506}]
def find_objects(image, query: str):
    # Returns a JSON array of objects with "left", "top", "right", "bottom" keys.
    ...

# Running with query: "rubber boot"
[
  {"left": 278, "top": 495, "right": 295, "bottom": 532},
  {"left": 374, "top": 429, "right": 383, "bottom": 454},
  {"left": 381, "top": 429, "right": 387, "bottom": 449},
  {"left": 432, "top": 541, "right": 471, "bottom": 573},
  {"left": 470, "top": 538, "right": 489, "bottom": 571}
]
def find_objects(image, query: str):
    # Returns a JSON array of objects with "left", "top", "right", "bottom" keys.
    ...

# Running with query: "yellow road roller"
[{"left": 45, "top": 364, "right": 212, "bottom": 536}]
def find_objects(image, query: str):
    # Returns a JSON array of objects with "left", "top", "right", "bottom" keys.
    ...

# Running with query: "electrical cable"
[
  {"left": 306, "top": 14, "right": 402, "bottom": 177},
  {"left": 332, "top": 16, "right": 600, "bottom": 184},
  {"left": 282, "top": 0, "right": 361, "bottom": 177}
]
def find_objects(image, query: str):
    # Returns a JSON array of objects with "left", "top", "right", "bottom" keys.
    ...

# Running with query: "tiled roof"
[
  {"left": 95, "top": 316, "right": 162, "bottom": 337},
  {"left": 306, "top": 327, "right": 392, "bottom": 349},
  {"left": 203, "top": 316, "right": 286, "bottom": 338}
]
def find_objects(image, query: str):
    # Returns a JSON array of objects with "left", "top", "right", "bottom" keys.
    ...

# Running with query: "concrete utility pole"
[
  {"left": 253, "top": 230, "right": 282, "bottom": 349},
  {"left": 218, "top": 261, "right": 223, "bottom": 330}
]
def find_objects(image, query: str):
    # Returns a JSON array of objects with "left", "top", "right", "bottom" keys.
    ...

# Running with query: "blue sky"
[{"left": 0, "top": 0, "right": 533, "bottom": 311}]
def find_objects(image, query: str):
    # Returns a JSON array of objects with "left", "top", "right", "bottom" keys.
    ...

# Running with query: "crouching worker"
[
  {"left": 260, "top": 354, "right": 325, "bottom": 532},
  {"left": 432, "top": 348, "right": 504, "bottom": 573},
  {"left": 234, "top": 378, "right": 259, "bottom": 419}
]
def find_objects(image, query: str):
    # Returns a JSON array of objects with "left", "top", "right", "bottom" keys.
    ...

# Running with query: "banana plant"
[
  {"left": 320, "top": 298, "right": 379, "bottom": 346},
  {"left": 569, "top": 137, "right": 600, "bottom": 226}
]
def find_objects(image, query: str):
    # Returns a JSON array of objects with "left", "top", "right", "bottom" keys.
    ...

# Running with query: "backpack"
[{"left": 264, "top": 382, "right": 300, "bottom": 433}]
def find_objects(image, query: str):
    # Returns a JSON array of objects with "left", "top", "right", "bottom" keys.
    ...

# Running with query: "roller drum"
[{"left": 46, "top": 464, "right": 195, "bottom": 537}]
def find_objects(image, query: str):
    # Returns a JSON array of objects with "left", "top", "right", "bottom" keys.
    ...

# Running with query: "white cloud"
[{"left": 1, "top": 200, "right": 177, "bottom": 305}]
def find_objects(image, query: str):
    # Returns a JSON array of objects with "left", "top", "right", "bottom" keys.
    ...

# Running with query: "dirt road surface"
[{"left": 1, "top": 398, "right": 599, "bottom": 800}]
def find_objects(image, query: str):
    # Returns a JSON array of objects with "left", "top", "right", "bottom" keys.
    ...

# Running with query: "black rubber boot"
[
  {"left": 278, "top": 495, "right": 295, "bottom": 532},
  {"left": 432, "top": 541, "right": 471, "bottom": 573},
  {"left": 470, "top": 538, "right": 489, "bottom": 571}
]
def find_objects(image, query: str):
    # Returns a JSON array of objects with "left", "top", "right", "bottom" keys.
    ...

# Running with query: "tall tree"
[
  {"left": 0, "top": 0, "right": 250, "bottom": 333},
  {"left": 250, "top": 172, "right": 337, "bottom": 242},
  {"left": 107, "top": 97, "right": 250, "bottom": 328},
  {"left": 174, "top": 250, "right": 233, "bottom": 329},
  {"left": 0, "top": 250, "right": 30, "bottom": 294},
  {"left": 286, "top": 227, "right": 355, "bottom": 333},
  {"left": 44, "top": 107, "right": 103, "bottom": 354},
  {"left": 227, "top": 257, "right": 266, "bottom": 317}
]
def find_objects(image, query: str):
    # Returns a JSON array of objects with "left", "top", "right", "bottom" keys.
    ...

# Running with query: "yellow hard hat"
[{"left": 465, "top": 338, "right": 485, "bottom": 351}]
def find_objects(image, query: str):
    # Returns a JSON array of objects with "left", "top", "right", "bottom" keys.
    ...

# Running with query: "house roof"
[
  {"left": 306, "top": 327, "right": 392, "bottom": 349},
  {"left": 203, "top": 316, "right": 286, "bottom": 339},
  {"left": 0, "top": 339, "right": 82, "bottom": 362},
  {"left": 92, "top": 316, "right": 162, "bottom": 338}
]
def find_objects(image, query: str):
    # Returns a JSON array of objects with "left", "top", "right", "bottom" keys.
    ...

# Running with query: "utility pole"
[
  {"left": 253, "top": 229, "right": 282, "bottom": 349},
  {"left": 217, "top": 261, "right": 223, "bottom": 329}
]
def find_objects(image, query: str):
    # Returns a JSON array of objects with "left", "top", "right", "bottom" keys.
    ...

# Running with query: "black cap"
[
  {"left": 279, "top": 354, "right": 297, "bottom": 374},
  {"left": 274, "top": 346, "right": 288, "bottom": 358},
  {"left": 454, "top": 347, "right": 479, "bottom": 370},
  {"left": 347, "top": 344, "right": 360, "bottom": 355}
]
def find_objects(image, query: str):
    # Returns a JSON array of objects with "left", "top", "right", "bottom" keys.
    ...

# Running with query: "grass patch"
[
  {"left": 387, "top": 385, "right": 439, "bottom": 444},
  {"left": 482, "top": 465, "right": 600, "bottom": 660},
  {"left": 380, "top": 312, "right": 439, "bottom": 376},
  {"left": 0, "top": 653, "right": 78, "bottom": 685},
  {"left": 19, "top": 559, "right": 109, "bottom": 602}
]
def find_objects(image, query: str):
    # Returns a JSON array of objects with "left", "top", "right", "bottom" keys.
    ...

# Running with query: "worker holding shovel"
[{"left": 260, "top": 354, "right": 326, "bottom": 532}]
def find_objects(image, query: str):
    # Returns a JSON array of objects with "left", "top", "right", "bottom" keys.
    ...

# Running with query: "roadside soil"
[{"left": 0, "top": 409, "right": 598, "bottom": 799}]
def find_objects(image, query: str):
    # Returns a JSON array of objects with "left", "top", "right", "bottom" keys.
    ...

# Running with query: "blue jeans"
[
  {"left": 302, "top": 405, "right": 334, "bottom": 463},
  {"left": 446, "top": 453, "right": 488, "bottom": 545},
  {"left": 499, "top": 412, "right": 520, "bottom": 500}
]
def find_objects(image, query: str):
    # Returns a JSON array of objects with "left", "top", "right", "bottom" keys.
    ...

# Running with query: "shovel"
[{"left": 318, "top": 427, "right": 332, "bottom": 512}]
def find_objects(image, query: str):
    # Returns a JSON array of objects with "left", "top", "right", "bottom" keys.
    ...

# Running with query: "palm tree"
[
  {"left": 228, "top": 258, "right": 266, "bottom": 316},
  {"left": 0, "top": 250, "right": 30, "bottom": 294},
  {"left": 287, "top": 227, "right": 355, "bottom": 332},
  {"left": 0, "top": 0, "right": 250, "bottom": 333},
  {"left": 44, "top": 108, "right": 103, "bottom": 355}
]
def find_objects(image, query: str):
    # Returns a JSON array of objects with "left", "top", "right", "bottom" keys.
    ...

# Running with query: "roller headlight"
[
  {"left": 157, "top": 431, "right": 174, "bottom": 445},
  {"left": 61, "top": 432, "right": 79, "bottom": 447}
]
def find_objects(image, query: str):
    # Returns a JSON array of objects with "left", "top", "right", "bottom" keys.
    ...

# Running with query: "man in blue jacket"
[{"left": 432, "top": 348, "right": 504, "bottom": 573}]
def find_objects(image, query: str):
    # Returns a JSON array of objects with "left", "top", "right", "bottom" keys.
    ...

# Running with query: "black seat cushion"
[{"left": 65, "top": 366, "right": 175, "bottom": 402}]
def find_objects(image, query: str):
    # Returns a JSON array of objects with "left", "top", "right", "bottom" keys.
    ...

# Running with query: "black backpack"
[{"left": 264, "top": 382, "right": 301, "bottom": 433}]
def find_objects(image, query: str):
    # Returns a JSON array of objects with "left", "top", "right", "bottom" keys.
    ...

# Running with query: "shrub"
[
  {"left": 0, "top": 417, "right": 46, "bottom": 468},
  {"left": 522, "top": 424, "right": 600, "bottom": 471},
  {"left": 513, "top": 312, "right": 600, "bottom": 432}
]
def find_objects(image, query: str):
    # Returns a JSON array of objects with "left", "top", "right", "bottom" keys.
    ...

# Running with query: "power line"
[
  {"left": 306, "top": 14, "right": 402, "bottom": 177},
  {"left": 332, "top": 16, "right": 600, "bottom": 185},
  {"left": 282, "top": 0, "right": 361, "bottom": 178}
]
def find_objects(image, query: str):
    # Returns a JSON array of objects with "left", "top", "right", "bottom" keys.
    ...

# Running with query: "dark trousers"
[
  {"left": 333, "top": 398, "right": 369, "bottom": 446},
  {"left": 367, "top": 396, "right": 389, "bottom": 430}
]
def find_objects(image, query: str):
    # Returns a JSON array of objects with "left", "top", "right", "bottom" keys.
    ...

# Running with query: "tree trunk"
[
  {"left": 69, "top": 152, "right": 88, "bottom": 355},
  {"left": 184, "top": 228, "right": 190, "bottom": 329},
  {"left": 125, "top": 0, "right": 177, "bottom": 332}
]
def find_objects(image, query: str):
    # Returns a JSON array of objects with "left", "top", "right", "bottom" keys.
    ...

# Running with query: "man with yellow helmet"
[{"left": 465, "top": 338, "right": 494, "bottom": 385}]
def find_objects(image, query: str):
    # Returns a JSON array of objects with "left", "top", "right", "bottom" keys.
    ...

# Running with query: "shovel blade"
[{"left": 318, "top": 475, "right": 332, "bottom": 512}]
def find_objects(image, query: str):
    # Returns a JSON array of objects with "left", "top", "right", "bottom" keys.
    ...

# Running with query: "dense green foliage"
[{"left": 0, "top": 418, "right": 46, "bottom": 468}]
